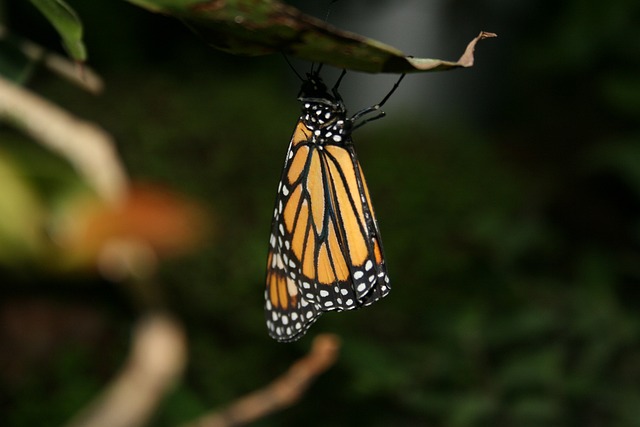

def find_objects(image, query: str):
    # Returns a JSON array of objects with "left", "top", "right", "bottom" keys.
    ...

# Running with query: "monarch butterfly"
[{"left": 265, "top": 67, "right": 405, "bottom": 342}]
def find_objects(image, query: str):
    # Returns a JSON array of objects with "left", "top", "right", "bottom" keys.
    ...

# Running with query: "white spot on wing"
[{"left": 286, "top": 277, "right": 298, "bottom": 297}]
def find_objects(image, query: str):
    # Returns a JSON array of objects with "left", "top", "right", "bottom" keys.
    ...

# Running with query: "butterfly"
[{"left": 265, "top": 67, "right": 405, "bottom": 342}]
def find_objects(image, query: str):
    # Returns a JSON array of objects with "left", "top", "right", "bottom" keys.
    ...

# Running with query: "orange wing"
[{"left": 265, "top": 120, "right": 390, "bottom": 342}]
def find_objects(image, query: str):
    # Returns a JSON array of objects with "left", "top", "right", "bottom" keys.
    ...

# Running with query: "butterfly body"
[{"left": 265, "top": 73, "right": 391, "bottom": 342}]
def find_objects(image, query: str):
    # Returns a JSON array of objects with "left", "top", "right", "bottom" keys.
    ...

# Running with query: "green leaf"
[
  {"left": 0, "top": 149, "right": 47, "bottom": 265},
  {"left": 125, "top": 0, "right": 495, "bottom": 73},
  {"left": 29, "top": 0, "right": 87, "bottom": 62},
  {"left": 0, "top": 37, "right": 38, "bottom": 83}
]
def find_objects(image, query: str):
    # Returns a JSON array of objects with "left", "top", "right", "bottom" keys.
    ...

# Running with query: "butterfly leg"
[
  {"left": 351, "top": 73, "right": 406, "bottom": 129},
  {"left": 332, "top": 69, "right": 348, "bottom": 100}
]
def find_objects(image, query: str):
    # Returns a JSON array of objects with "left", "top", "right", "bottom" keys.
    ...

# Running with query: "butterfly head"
[{"left": 298, "top": 73, "right": 336, "bottom": 102}]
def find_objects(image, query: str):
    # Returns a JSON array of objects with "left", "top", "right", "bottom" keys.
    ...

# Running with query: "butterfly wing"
[
  {"left": 265, "top": 120, "right": 390, "bottom": 342},
  {"left": 265, "top": 249, "right": 321, "bottom": 342},
  {"left": 317, "top": 142, "right": 390, "bottom": 308},
  {"left": 265, "top": 121, "right": 322, "bottom": 342}
]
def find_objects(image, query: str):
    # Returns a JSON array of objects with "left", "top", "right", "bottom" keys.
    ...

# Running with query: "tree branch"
[
  {"left": 181, "top": 334, "right": 341, "bottom": 427},
  {"left": 0, "top": 25, "right": 103, "bottom": 94},
  {"left": 0, "top": 75, "right": 127, "bottom": 203},
  {"left": 65, "top": 313, "right": 187, "bottom": 427}
]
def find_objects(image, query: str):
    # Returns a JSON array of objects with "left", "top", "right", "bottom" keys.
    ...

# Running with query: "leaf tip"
[
  {"left": 457, "top": 30, "right": 498, "bottom": 68},
  {"left": 478, "top": 31, "right": 498, "bottom": 40}
]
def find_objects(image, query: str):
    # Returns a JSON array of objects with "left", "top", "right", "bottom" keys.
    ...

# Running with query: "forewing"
[{"left": 266, "top": 121, "right": 322, "bottom": 342}]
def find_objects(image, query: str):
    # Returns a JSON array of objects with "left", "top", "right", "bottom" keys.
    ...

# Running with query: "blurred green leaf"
[
  {"left": 0, "top": 149, "right": 46, "bottom": 265},
  {"left": 586, "top": 138, "right": 640, "bottom": 197},
  {"left": 343, "top": 339, "right": 411, "bottom": 395},
  {"left": 508, "top": 397, "right": 561, "bottom": 426},
  {"left": 448, "top": 393, "right": 497, "bottom": 426},
  {"left": 125, "top": 0, "right": 495, "bottom": 73},
  {"left": 29, "top": 0, "right": 86, "bottom": 61},
  {"left": 497, "top": 347, "right": 563, "bottom": 390},
  {"left": 602, "top": 73, "right": 640, "bottom": 118},
  {"left": 0, "top": 38, "right": 37, "bottom": 83},
  {"left": 488, "top": 309, "right": 557, "bottom": 347}
]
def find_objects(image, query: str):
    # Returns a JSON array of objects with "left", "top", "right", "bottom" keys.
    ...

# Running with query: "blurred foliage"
[
  {"left": 1, "top": 0, "right": 640, "bottom": 426},
  {"left": 28, "top": 0, "right": 86, "bottom": 61},
  {"left": 0, "top": 132, "right": 94, "bottom": 267}
]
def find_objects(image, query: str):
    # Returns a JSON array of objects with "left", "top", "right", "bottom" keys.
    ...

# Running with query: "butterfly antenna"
[
  {"left": 325, "top": 0, "right": 339, "bottom": 22},
  {"left": 288, "top": 0, "right": 339, "bottom": 78},
  {"left": 282, "top": 53, "right": 304, "bottom": 82},
  {"left": 310, "top": 1, "right": 339, "bottom": 75},
  {"left": 308, "top": 62, "right": 325, "bottom": 76}
]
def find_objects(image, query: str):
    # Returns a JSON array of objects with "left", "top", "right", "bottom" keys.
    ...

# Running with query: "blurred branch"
[
  {"left": 66, "top": 313, "right": 187, "bottom": 427},
  {"left": 0, "top": 75, "right": 127, "bottom": 203},
  {"left": 181, "top": 334, "right": 341, "bottom": 427},
  {"left": 0, "top": 25, "right": 103, "bottom": 93}
]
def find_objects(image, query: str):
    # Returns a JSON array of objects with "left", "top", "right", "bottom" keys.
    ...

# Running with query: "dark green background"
[{"left": 2, "top": 0, "right": 640, "bottom": 426}]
